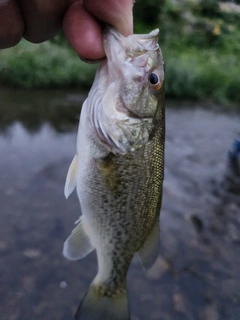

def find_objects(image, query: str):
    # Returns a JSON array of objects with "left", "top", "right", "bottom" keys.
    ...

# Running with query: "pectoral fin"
[
  {"left": 64, "top": 154, "right": 78, "bottom": 199},
  {"left": 137, "top": 219, "right": 160, "bottom": 270},
  {"left": 63, "top": 217, "right": 94, "bottom": 260}
]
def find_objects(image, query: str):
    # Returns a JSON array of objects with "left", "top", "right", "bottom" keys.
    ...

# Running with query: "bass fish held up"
[{"left": 64, "top": 27, "right": 165, "bottom": 320}]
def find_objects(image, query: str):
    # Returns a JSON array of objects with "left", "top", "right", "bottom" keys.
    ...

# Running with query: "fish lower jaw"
[
  {"left": 123, "top": 107, "right": 154, "bottom": 120},
  {"left": 116, "top": 98, "right": 151, "bottom": 120}
]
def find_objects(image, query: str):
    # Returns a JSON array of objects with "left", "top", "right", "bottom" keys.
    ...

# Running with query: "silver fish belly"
[{"left": 64, "top": 27, "right": 165, "bottom": 320}]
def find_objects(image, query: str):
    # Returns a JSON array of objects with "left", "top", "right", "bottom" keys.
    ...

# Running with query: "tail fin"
[{"left": 75, "top": 284, "right": 130, "bottom": 320}]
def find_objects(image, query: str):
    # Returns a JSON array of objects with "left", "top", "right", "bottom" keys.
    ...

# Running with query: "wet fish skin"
[{"left": 64, "top": 27, "right": 165, "bottom": 320}]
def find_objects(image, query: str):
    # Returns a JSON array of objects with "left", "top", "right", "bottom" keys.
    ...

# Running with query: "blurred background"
[{"left": 0, "top": 0, "right": 240, "bottom": 319}]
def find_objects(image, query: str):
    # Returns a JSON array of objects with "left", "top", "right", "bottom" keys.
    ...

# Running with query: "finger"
[
  {"left": 19, "top": 0, "right": 70, "bottom": 43},
  {"left": 83, "top": 0, "right": 134, "bottom": 36},
  {"left": 0, "top": 0, "right": 24, "bottom": 49},
  {"left": 63, "top": 1, "right": 105, "bottom": 61}
]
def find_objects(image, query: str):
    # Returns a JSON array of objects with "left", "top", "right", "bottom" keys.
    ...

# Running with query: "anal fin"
[
  {"left": 137, "top": 218, "right": 160, "bottom": 270},
  {"left": 63, "top": 217, "right": 94, "bottom": 260}
]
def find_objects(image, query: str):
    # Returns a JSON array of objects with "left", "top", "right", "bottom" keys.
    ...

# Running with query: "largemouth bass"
[{"left": 64, "top": 27, "right": 165, "bottom": 320}]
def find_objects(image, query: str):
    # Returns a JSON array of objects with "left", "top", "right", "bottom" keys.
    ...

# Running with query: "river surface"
[{"left": 0, "top": 87, "right": 239, "bottom": 320}]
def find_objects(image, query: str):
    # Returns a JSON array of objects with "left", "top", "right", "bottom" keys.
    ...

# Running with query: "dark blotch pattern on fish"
[{"left": 86, "top": 91, "right": 165, "bottom": 293}]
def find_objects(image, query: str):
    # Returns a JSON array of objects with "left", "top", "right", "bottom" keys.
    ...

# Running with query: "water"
[{"left": 0, "top": 88, "right": 239, "bottom": 320}]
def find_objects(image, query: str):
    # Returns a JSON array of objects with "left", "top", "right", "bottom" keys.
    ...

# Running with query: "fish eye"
[
  {"left": 149, "top": 72, "right": 163, "bottom": 90},
  {"left": 149, "top": 73, "right": 159, "bottom": 85}
]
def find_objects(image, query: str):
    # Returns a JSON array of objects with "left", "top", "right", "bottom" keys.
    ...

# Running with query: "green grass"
[
  {"left": 0, "top": 40, "right": 96, "bottom": 89},
  {"left": 0, "top": 0, "right": 239, "bottom": 106},
  {"left": 158, "top": 0, "right": 240, "bottom": 105},
  {"left": 163, "top": 47, "right": 240, "bottom": 104}
]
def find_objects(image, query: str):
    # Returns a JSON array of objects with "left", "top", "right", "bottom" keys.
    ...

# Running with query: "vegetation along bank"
[{"left": 0, "top": 0, "right": 239, "bottom": 105}]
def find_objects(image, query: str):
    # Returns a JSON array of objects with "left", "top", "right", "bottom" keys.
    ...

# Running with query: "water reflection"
[
  {"left": 0, "top": 87, "right": 240, "bottom": 320},
  {"left": 0, "top": 87, "right": 85, "bottom": 134}
]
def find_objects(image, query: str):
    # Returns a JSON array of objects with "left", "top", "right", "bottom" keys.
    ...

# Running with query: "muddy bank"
[{"left": 0, "top": 88, "right": 239, "bottom": 320}]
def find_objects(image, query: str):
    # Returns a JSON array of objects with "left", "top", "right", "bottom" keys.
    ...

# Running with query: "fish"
[{"left": 63, "top": 27, "right": 165, "bottom": 320}]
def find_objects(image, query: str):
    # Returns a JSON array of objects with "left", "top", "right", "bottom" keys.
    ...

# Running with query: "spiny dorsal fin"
[
  {"left": 64, "top": 154, "right": 78, "bottom": 199},
  {"left": 63, "top": 217, "right": 94, "bottom": 260},
  {"left": 137, "top": 218, "right": 160, "bottom": 270}
]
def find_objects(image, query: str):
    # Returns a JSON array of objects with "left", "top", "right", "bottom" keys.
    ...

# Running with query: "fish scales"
[
  {"left": 84, "top": 123, "right": 164, "bottom": 288},
  {"left": 63, "top": 27, "right": 165, "bottom": 320}
]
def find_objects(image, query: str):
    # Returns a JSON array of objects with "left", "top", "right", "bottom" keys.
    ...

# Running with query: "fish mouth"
[
  {"left": 104, "top": 26, "right": 159, "bottom": 42},
  {"left": 102, "top": 27, "right": 161, "bottom": 119},
  {"left": 103, "top": 27, "right": 159, "bottom": 61}
]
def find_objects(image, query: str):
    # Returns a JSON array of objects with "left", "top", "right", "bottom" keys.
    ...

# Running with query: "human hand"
[
  {"left": 64, "top": 0, "right": 134, "bottom": 61},
  {"left": 0, "top": 0, "right": 133, "bottom": 61}
]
